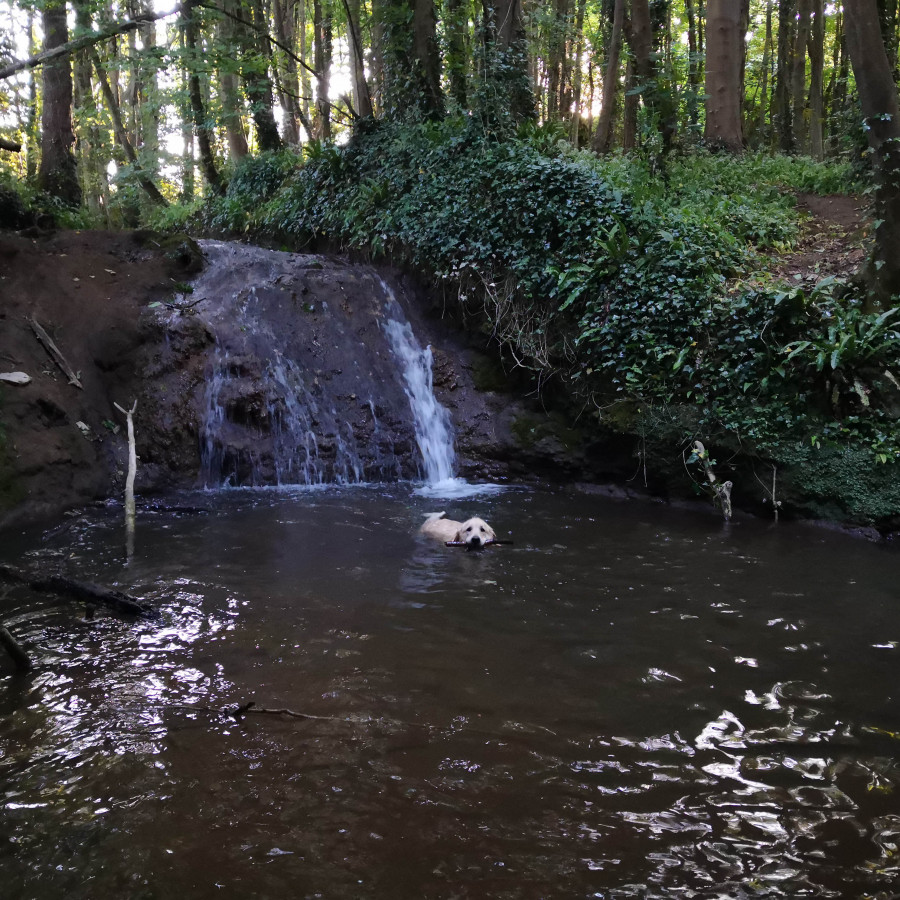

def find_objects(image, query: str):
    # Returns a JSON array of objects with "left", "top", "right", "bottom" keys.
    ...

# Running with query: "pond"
[{"left": 1, "top": 485, "right": 899, "bottom": 898}]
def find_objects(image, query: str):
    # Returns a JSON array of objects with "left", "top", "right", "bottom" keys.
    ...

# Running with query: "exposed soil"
[
  {"left": 0, "top": 230, "right": 203, "bottom": 527},
  {"left": 0, "top": 195, "right": 871, "bottom": 530}
]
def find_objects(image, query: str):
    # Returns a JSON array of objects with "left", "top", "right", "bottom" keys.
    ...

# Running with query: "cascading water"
[
  {"left": 191, "top": 241, "right": 497, "bottom": 496},
  {"left": 382, "top": 318, "right": 455, "bottom": 486}
]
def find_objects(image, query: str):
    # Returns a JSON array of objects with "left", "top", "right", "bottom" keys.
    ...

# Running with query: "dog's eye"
[{"left": 479, "top": 527, "right": 485, "bottom": 532}]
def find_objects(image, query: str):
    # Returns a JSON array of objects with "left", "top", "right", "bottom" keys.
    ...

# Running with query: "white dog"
[{"left": 420, "top": 512, "right": 497, "bottom": 549}]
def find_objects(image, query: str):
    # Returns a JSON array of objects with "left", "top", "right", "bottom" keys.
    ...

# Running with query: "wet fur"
[{"left": 420, "top": 512, "right": 497, "bottom": 549}]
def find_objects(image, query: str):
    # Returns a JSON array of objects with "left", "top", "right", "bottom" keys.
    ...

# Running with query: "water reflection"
[{"left": 1, "top": 486, "right": 900, "bottom": 897}]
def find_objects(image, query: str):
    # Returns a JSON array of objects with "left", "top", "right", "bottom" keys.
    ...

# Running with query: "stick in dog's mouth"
[{"left": 444, "top": 540, "right": 513, "bottom": 550}]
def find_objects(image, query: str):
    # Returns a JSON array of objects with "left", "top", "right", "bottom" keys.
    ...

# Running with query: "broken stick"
[
  {"left": 114, "top": 399, "right": 138, "bottom": 558},
  {"left": 29, "top": 316, "right": 82, "bottom": 389},
  {"left": 0, "top": 563, "right": 156, "bottom": 618}
]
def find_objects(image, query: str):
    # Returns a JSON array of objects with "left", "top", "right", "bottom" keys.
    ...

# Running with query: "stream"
[{"left": 1, "top": 485, "right": 899, "bottom": 898}]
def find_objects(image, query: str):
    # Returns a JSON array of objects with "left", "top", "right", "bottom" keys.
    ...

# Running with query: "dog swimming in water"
[{"left": 420, "top": 512, "right": 497, "bottom": 550}]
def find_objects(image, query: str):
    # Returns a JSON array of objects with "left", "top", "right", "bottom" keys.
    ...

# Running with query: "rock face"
[{"left": 150, "top": 242, "right": 424, "bottom": 487}]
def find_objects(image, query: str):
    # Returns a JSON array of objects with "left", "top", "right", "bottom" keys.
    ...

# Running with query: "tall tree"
[
  {"left": 807, "top": 0, "right": 826, "bottom": 160},
  {"left": 845, "top": 0, "right": 900, "bottom": 307},
  {"left": 313, "top": 0, "right": 332, "bottom": 136},
  {"left": 704, "top": 0, "right": 748, "bottom": 152},
  {"left": 774, "top": 0, "right": 795, "bottom": 153},
  {"left": 38, "top": 0, "right": 81, "bottom": 205},
  {"left": 591, "top": 0, "right": 625, "bottom": 154}
]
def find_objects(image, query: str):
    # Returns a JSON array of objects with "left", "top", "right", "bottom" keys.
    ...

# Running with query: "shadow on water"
[{"left": 2, "top": 484, "right": 900, "bottom": 898}]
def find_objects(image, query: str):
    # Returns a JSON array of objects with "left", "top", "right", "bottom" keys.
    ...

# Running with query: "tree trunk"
[
  {"left": 345, "top": 0, "right": 373, "bottom": 117},
  {"left": 756, "top": 0, "right": 773, "bottom": 144},
  {"left": 591, "top": 0, "right": 624, "bottom": 153},
  {"left": 313, "top": 0, "right": 332, "bottom": 137},
  {"left": 272, "top": 0, "right": 301, "bottom": 143},
  {"left": 445, "top": 0, "right": 468, "bottom": 109},
  {"left": 413, "top": 0, "right": 443, "bottom": 118},
  {"left": 91, "top": 48, "right": 168, "bottom": 205},
  {"left": 218, "top": 0, "right": 250, "bottom": 160},
  {"left": 807, "top": 0, "right": 825, "bottom": 160},
  {"left": 568, "top": 0, "right": 586, "bottom": 142},
  {"left": 243, "top": 0, "right": 283, "bottom": 150},
  {"left": 546, "top": 0, "right": 569, "bottom": 119},
  {"left": 38, "top": 0, "right": 81, "bottom": 206},
  {"left": 487, "top": 0, "right": 536, "bottom": 123},
  {"left": 791, "top": 0, "right": 812, "bottom": 154},
  {"left": 182, "top": 2, "right": 224, "bottom": 194},
  {"left": 622, "top": 57, "right": 637, "bottom": 150},
  {"left": 845, "top": 0, "right": 900, "bottom": 308},
  {"left": 704, "top": 0, "right": 747, "bottom": 152},
  {"left": 685, "top": 0, "right": 700, "bottom": 129},
  {"left": 774, "top": 0, "right": 795, "bottom": 153}
]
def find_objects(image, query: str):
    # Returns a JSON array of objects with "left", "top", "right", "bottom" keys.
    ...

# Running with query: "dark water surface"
[{"left": 1, "top": 486, "right": 899, "bottom": 899}]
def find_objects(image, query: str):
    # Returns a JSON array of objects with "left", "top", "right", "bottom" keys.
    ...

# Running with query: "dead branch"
[
  {"left": 0, "top": 564, "right": 156, "bottom": 618},
  {"left": 0, "top": 625, "right": 32, "bottom": 672},
  {"left": 691, "top": 441, "right": 733, "bottom": 521},
  {"left": 0, "top": 137, "right": 22, "bottom": 152},
  {"left": 29, "top": 316, "right": 82, "bottom": 389},
  {"left": 0, "top": 8, "right": 183, "bottom": 81}
]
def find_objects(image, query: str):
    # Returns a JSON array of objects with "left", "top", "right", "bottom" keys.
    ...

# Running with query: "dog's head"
[{"left": 454, "top": 517, "right": 496, "bottom": 549}]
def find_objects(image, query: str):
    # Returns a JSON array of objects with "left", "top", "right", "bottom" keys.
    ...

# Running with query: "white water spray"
[{"left": 383, "top": 318, "right": 457, "bottom": 489}]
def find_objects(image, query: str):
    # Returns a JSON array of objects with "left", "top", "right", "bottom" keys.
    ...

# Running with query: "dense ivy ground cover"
[{"left": 149, "top": 121, "right": 900, "bottom": 524}]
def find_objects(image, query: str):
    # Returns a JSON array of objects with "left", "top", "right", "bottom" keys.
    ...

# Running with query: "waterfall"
[
  {"left": 383, "top": 318, "right": 457, "bottom": 488},
  {"left": 191, "top": 242, "right": 496, "bottom": 496}
]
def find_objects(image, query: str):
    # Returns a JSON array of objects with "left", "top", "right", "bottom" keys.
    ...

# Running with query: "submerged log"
[
  {"left": 0, "top": 625, "right": 32, "bottom": 671},
  {"left": 0, "top": 564, "right": 156, "bottom": 618}
]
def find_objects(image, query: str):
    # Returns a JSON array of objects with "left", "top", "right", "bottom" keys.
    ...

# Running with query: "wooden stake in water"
[{"left": 114, "top": 399, "right": 138, "bottom": 559}]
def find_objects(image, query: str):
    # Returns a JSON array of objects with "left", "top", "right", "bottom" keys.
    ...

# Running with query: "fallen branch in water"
[
  {"left": 0, "top": 564, "right": 156, "bottom": 618},
  {"left": 0, "top": 625, "right": 32, "bottom": 672},
  {"left": 29, "top": 316, "right": 83, "bottom": 389},
  {"left": 687, "top": 441, "right": 732, "bottom": 521},
  {"left": 174, "top": 701, "right": 342, "bottom": 722},
  {"left": 114, "top": 399, "right": 138, "bottom": 559}
]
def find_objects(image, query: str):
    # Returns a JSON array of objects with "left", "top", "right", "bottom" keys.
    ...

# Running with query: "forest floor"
[
  {"left": 766, "top": 192, "right": 867, "bottom": 286},
  {"left": 0, "top": 193, "right": 871, "bottom": 528}
]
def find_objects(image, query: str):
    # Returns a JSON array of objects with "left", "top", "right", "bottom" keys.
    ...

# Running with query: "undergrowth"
[{"left": 143, "top": 121, "right": 900, "bottom": 520}]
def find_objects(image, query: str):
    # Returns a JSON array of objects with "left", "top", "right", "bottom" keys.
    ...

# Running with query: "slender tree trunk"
[
  {"left": 445, "top": 0, "right": 468, "bottom": 108},
  {"left": 685, "top": 0, "right": 700, "bottom": 130},
  {"left": 25, "top": 10, "right": 39, "bottom": 180},
  {"left": 807, "top": 0, "right": 825, "bottom": 160},
  {"left": 774, "top": 0, "right": 795, "bottom": 152},
  {"left": 845, "top": 0, "right": 900, "bottom": 307},
  {"left": 90, "top": 48, "right": 168, "bottom": 205},
  {"left": 546, "top": 0, "right": 569, "bottom": 119},
  {"left": 345, "top": 0, "right": 373, "bottom": 117},
  {"left": 73, "top": 0, "right": 103, "bottom": 216},
  {"left": 182, "top": 2, "right": 224, "bottom": 193},
  {"left": 704, "top": 0, "right": 747, "bottom": 152},
  {"left": 622, "top": 57, "right": 637, "bottom": 150},
  {"left": 756, "top": 0, "right": 773, "bottom": 144},
  {"left": 38, "top": 0, "right": 81, "bottom": 206},
  {"left": 244, "top": 0, "right": 283, "bottom": 150},
  {"left": 591, "top": 0, "right": 624, "bottom": 153},
  {"left": 568, "top": 0, "right": 586, "bottom": 142},
  {"left": 791, "top": 0, "right": 812, "bottom": 154},
  {"left": 272, "top": 0, "right": 301, "bottom": 143},
  {"left": 218, "top": 0, "right": 250, "bottom": 160},
  {"left": 313, "top": 0, "right": 332, "bottom": 137}
]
